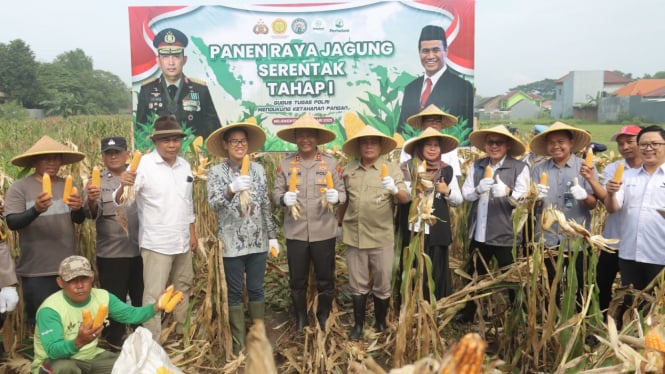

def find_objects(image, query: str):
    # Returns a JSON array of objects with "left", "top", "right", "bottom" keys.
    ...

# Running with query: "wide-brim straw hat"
[
  {"left": 276, "top": 113, "right": 336, "bottom": 145},
  {"left": 206, "top": 122, "right": 266, "bottom": 157},
  {"left": 11, "top": 135, "right": 85, "bottom": 168},
  {"left": 406, "top": 104, "right": 457, "bottom": 130},
  {"left": 529, "top": 121, "right": 591, "bottom": 156},
  {"left": 403, "top": 127, "right": 459, "bottom": 156},
  {"left": 468, "top": 125, "right": 527, "bottom": 157},
  {"left": 342, "top": 125, "right": 397, "bottom": 158}
]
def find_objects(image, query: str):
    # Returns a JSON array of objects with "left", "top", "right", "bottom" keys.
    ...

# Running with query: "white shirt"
[
  {"left": 613, "top": 163, "right": 665, "bottom": 264},
  {"left": 461, "top": 156, "right": 530, "bottom": 242},
  {"left": 601, "top": 160, "right": 638, "bottom": 244},
  {"left": 114, "top": 151, "right": 195, "bottom": 254}
]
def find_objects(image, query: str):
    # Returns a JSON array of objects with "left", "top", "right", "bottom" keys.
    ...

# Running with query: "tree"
[
  {"left": 652, "top": 71, "right": 665, "bottom": 79},
  {"left": 510, "top": 79, "right": 557, "bottom": 100},
  {"left": 54, "top": 49, "right": 93, "bottom": 72},
  {"left": 0, "top": 39, "right": 44, "bottom": 107}
]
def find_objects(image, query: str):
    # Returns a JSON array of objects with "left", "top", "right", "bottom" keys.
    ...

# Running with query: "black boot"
[
  {"left": 373, "top": 295, "right": 389, "bottom": 332},
  {"left": 349, "top": 294, "right": 367, "bottom": 341},
  {"left": 292, "top": 290, "right": 307, "bottom": 333},
  {"left": 316, "top": 291, "right": 333, "bottom": 331}
]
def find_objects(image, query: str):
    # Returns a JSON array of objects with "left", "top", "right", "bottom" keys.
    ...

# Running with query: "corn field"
[{"left": 1, "top": 115, "right": 665, "bottom": 373}]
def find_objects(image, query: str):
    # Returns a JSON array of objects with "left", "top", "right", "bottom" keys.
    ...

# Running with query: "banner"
[{"left": 129, "top": 1, "right": 475, "bottom": 152}]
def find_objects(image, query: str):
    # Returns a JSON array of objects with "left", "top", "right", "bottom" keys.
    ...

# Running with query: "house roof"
[
  {"left": 613, "top": 79, "right": 665, "bottom": 97},
  {"left": 555, "top": 70, "right": 632, "bottom": 84}
]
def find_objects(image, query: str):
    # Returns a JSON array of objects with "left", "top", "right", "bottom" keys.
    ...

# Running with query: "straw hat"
[
  {"left": 206, "top": 122, "right": 266, "bottom": 157},
  {"left": 149, "top": 115, "right": 187, "bottom": 140},
  {"left": 405, "top": 104, "right": 457, "bottom": 130},
  {"left": 468, "top": 125, "right": 526, "bottom": 157},
  {"left": 276, "top": 113, "right": 336, "bottom": 145},
  {"left": 11, "top": 135, "right": 85, "bottom": 168},
  {"left": 529, "top": 121, "right": 591, "bottom": 156},
  {"left": 403, "top": 127, "right": 459, "bottom": 156},
  {"left": 342, "top": 125, "right": 397, "bottom": 158}
]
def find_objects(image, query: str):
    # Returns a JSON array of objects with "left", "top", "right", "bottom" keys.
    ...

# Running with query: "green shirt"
[
  {"left": 342, "top": 157, "right": 407, "bottom": 249},
  {"left": 32, "top": 288, "right": 156, "bottom": 373}
]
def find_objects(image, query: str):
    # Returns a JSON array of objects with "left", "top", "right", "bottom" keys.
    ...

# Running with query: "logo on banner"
[
  {"left": 312, "top": 18, "right": 326, "bottom": 32},
  {"left": 332, "top": 18, "right": 349, "bottom": 33},
  {"left": 253, "top": 20, "right": 269, "bottom": 35},
  {"left": 272, "top": 19, "right": 288, "bottom": 34},
  {"left": 292, "top": 18, "right": 307, "bottom": 34}
]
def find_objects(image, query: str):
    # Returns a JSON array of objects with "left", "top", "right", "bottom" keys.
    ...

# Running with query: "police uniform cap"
[{"left": 153, "top": 28, "right": 188, "bottom": 55}]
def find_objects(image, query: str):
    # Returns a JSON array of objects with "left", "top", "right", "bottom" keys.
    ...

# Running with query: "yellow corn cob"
[
  {"left": 613, "top": 162, "right": 624, "bottom": 182},
  {"left": 191, "top": 136, "right": 203, "bottom": 152},
  {"left": 129, "top": 151, "right": 142, "bottom": 172},
  {"left": 82, "top": 309, "right": 92, "bottom": 329},
  {"left": 484, "top": 165, "right": 492, "bottom": 178},
  {"left": 240, "top": 155, "right": 250, "bottom": 176},
  {"left": 91, "top": 167, "right": 101, "bottom": 188},
  {"left": 380, "top": 164, "right": 389, "bottom": 179},
  {"left": 332, "top": 144, "right": 339, "bottom": 153},
  {"left": 343, "top": 112, "right": 365, "bottom": 139},
  {"left": 42, "top": 174, "right": 52, "bottom": 197},
  {"left": 540, "top": 172, "right": 548, "bottom": 185},
  {"left": 92, "top": 305, "right": 108, "bottom": 329},
  {"left": 63, "top": 175, "right": 73, "bottom": 203},
  {"left": 325, "top": 172, "right": 334, "bottom": 189},
  {"left": 288, "top": 168, "right": 298, "bottom": 192},
  {"left": 158, "top": 285, "right": 175, "bottom": 309},
  {"left": 645, "top": 330, "right": 665, "bottom": 352},
  {"left": 71, "top": 187, "right": 78, "bottom": 197},
  {"left": 164, "top": 291, "right": 184, "bottom": 313},
  {"left": 156, "top": 367, "right": 174, "bottom": 374},
  {"left": 585, "top": 148, "right": 594, "bottom": 167},
  {"left": 270, "top": 246, "right": 279, "bottom": 258}
]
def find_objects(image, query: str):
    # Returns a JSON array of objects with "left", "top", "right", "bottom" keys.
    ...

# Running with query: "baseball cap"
[
  {"left": 101, "top": 137, "right": 127, "bottom": 152},
  {"left": 610, "top": 125, "right": 642, "bottom": 141},
  {"left": 59, "top": 256, "right": 94, "bottom": 282}
]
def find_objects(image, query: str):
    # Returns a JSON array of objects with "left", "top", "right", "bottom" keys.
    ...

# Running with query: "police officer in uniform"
[{"left": 136, "top": 28, "right": 220, "bottom": 139}]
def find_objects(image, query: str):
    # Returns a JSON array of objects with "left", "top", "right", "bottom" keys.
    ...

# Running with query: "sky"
[{"left": 1, "top": 0, "right": 664, "bottom": 97}]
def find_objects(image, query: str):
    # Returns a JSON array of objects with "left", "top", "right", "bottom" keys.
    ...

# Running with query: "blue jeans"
[
  {"left": 224, "top": 252, "right": 267, "bottom": 306},
  {"left": 21, "top": 276, "right": 60, "bottom": 322}
]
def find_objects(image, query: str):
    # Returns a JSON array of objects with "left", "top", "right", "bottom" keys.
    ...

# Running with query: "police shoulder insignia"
[
  {"left": 187, "top": 77, "right": 208, "bottom": 86},
  {"left": 141, "top": 77, "right": 158, "bottom": 87}
]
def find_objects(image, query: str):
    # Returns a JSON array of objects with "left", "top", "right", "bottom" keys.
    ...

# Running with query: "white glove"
[
  {"left": 491, "top": 176, "right": 507, "bottom": 198},
  {"left": 570, "top": 178, "right": 588, "bottom": 200},
  {"left": 229, "top": 175, "right": 251, "bottom": 193},
  {"left": 268, "top": 239, "right": 280, "bottom": 257},
  {"left": 283, "top": 191, "right": 298, "bottom": 207},
  {"left": 476, "top": 177, "right": 493, "bottom": 194},
  {"left": 381, "top": 176, "right": 399, "bottom": 195},
  {"left": 325, "top": 188, "right": 339, "bottom": 204},
  {"left": 536, "top": 184, "right": 549, "bottom": 200},
  {"left": 0, "top": 286, "right": 19, "bottom": 313}
]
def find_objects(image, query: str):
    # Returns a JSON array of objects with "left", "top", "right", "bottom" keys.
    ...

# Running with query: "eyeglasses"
[
  {"left": 228, "top": 138, "right": 248, "bottom": 146},
  {"left": 638, "top": 142, "right": 665, "bottom": 150},
  {"left": 486, "top": 140, "right": 507, "bottom": 147}
]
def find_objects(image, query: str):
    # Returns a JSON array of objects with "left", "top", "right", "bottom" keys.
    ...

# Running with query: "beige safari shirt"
[
  {"left": 341, "top": 157, "right": 407, "bottom": 249},
  {"left": 273, "top": 152, "right": 346, "bottom": 242}
]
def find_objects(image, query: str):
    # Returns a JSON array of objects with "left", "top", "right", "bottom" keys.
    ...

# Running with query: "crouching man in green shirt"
[{"left": 32, "top": 255, "right": 170, "bottom": 374}]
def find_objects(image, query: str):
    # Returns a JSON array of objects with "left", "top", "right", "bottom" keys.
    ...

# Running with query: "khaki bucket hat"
[
  {"left": 529, "top": 121, "right": 591, "bottom": 156},
  {"left": 468, "top": 125, "right": 526, "bottom": 157},
  {"left": 406, "top": 104, "right": 457, "bottom": 130},
  {"left": 342, "top": 125, "right": 397, "bottom": 158},
  {"left": 276, "top": 113, "right": 336, "bottom": 145},
  {"left": 206, "top": 122, "right": 266, "bottom": 157},
  {"left": 11, "top": 135, "right": 85, "bottom": 168},
  {"left": 403, "top": 127, "right": 459, "bottom": 156}
]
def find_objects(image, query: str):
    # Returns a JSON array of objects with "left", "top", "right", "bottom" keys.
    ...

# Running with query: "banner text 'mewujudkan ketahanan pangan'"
[{"left": 129, "top": 1, "right": 474, "bottom": 151}]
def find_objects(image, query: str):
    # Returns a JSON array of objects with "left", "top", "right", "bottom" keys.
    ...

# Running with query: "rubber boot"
[
  {"left": 228, "top": 306, "right": 246, "bottom": 355},
  {"left": 248, "top": 301, "right": 265, "bottom": 323},
  {"left": 373, "top": 295, "right": 389, "bottom": 332},
  {"left": 292, "top": 291, "right": 308, "bottom": 333},
  {"left": 316, "top": 292, "right": 333, "bottom": 331},
  {"left": 349, "top": 294, "right": 367, "bottom": 341}
]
